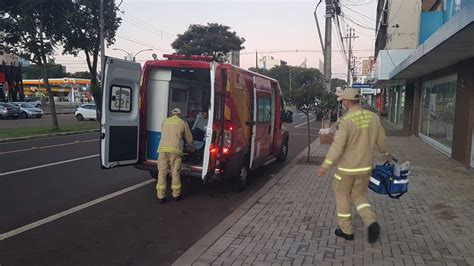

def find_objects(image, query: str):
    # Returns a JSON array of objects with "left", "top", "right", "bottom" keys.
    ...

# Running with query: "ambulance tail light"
[{"left": 222, "top": 122, "right": 233, "bottom": 156}]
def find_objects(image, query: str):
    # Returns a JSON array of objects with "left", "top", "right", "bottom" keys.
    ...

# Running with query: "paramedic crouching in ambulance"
[
  {"left": 157, "top": 108, "right": 193, "bottom": 204},
  {"left": 316, "top": 89, "right": 392, "bottom": 243}
]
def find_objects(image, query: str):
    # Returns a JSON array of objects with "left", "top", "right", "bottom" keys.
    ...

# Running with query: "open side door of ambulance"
[
  {"left": 201, "top": 62, "right": 220, "bottom": 181},
  {"left": 100, "top": 57, "right": 142, "bottom": 168}
]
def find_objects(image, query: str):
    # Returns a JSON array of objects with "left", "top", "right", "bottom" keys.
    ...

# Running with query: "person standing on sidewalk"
[
  {"left": 317, "top": 89, "right": 391, "bottom": 243},
  {"left": 157, "top": 108, "right": 193, "bottom": 204}
]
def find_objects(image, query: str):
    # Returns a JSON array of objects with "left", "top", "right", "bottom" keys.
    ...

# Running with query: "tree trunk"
[
  {"left": 306, "top": 111, "right": 311, "bottom": 163},
  {"left": 38, "top": 20, "right": 59, "bottom": 130}
]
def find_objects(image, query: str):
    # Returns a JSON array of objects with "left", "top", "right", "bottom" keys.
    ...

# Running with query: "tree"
[
  {"left": 172, "top": 23, "right": 245, "bottom": 62},
  {"left": 62, "top": 0, "right": 121, "bottom": 113},
  {"left": 66, "top": 71, "right": 91, "bottom": 79},
  {"left": 291, "top": 83, "right": 323, "bottom": 162},
  {"left": 0, "top": 0, "right": 70, "bottom": 130},
  {"left": 331, "top": 78, "right": 347, "bottom": 91},
  {"left": 22, "top": 64, "right": 66, "bottom": 79}
]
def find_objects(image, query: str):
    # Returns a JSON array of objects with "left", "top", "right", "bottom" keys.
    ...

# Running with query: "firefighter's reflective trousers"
[
  {"left": 333, "top": 170, "right": 376, "bottom": 235},
  {"left": 156, "top": 152, "right": 182, "bottom": 199}
]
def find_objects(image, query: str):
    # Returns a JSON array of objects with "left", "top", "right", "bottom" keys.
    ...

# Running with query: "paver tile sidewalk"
[{"left": 175, "top": 120, "right": 474, "bottom": 266}]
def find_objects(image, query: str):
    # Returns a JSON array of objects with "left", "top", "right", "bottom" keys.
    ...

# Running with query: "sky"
[{"left": 54, "top": 0, "right": 378, "bottom": 80}]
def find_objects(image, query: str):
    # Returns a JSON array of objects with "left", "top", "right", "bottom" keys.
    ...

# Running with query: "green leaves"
[{"left": 171, "top": 23, "right": 245, "bottom": 62}]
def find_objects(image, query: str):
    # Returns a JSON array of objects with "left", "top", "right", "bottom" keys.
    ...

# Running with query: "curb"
[
  {"left": 172, "top": 138, "right": 322, "bottom": 265},
  {"left": 0, "top": 129, "right": 100, "bottom": 143}
]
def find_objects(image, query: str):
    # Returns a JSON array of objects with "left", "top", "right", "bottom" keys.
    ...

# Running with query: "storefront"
[
  {"left": 419, "top": 74, "right": 457, "bottom": 156},
  {"left": 387, "top": 85, "right": 405, "bottom": 126}
]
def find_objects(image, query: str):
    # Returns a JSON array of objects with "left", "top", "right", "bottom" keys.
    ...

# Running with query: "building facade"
[{"left": 373, "top": 0, "right": 474, "bottom": 168}]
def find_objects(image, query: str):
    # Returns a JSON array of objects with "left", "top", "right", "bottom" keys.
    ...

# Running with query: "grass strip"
[{"left": 0, "top": 122, "right": 99, "bottom": 140}]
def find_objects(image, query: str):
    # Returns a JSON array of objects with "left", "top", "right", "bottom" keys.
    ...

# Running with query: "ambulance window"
[
  {"left": 214, "top": 93, "right": 223, "bottom": 120},
  {"left": 109, "top": 85, "right": 132, "bottom": 113},
  {"left": 257, "top": 97, "right": 271, "bottom": 123}
]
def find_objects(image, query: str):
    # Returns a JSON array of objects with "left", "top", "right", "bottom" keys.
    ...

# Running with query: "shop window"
[
  {"left": 420, "top": 75, "right": 457, "bottom": 153},
  {"left": 257, "top": 96, "right": 271, "bottom": 123}
]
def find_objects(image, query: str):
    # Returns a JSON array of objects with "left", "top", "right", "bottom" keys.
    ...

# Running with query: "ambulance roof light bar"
[{"left": 163, "top": 54, "right": 214, "bottom": 62}]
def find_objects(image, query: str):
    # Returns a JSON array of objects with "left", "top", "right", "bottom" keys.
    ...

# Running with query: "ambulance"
[{"left": 100, "top": 54, "right": 293, "bottom": 190}]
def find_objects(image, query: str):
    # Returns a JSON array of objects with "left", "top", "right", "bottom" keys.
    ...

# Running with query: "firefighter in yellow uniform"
[
  {"left": 157, "top": 108, "right": 193, "bottom": 203},
  {"left": 317, "top": 89, "right": 391, "bottom": 243}
]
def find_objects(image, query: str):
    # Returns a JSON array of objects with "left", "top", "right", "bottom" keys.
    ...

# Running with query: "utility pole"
[
  {"left": 255, "top": 49, "right": 258, "bottom": 69},
  {"left": 343, "top": 28, "right": 359, "bottom": 86},
  {"left": 323, "top": 0, "right": 333, "bottom": 92},
  {"left": 289, "top": 67, "right": 292, "bottom": 98},
  {"left": 100, "top": 0, "right": 105, "bottom": 81}
]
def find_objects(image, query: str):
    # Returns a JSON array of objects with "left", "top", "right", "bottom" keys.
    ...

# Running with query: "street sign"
[{"left": 351, "top": 83, "right": 373, "bottom": 89}]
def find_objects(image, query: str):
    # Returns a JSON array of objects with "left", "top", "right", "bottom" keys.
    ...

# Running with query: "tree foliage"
[
  {"left": 172, "top": 23, "right": 245, "bottom": 62},
  {"left": 0, "top": 0, "right": 70, "bottom": 130},
  {"left": 22, "top": 64, "right": 66, "bottom": 79},
  {"left": 62, "top": 0, "right": 121, "bottom": 111}
]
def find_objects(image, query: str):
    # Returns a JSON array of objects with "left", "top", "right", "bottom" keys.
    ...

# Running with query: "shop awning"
[{"left": 390, "top": 4, "right": 474, "bottom": 80}]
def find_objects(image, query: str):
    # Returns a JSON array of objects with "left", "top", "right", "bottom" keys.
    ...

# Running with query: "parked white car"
[
  {"left": 25, "top": 99, "right": 42, "bottom": 108},
  {"left": 12, "top": 102, "right": 44, "bottom": 118},
  {"left": 75, "top": 104, "right": 97, "bottom": 120}
]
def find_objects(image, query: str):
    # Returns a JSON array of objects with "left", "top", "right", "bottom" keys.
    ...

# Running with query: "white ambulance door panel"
[
  {"left": 202, "top": 62, "right": 217, "bottom": 180},
  {"left": 100, "top": 57, "right": 142, "bottom": 168},
  {"left": 249, "top": 76, "right": 258, "bottom": 169}
]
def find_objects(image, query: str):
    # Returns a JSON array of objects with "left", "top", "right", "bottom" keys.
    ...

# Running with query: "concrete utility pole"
[
  {"left": 323, "top": 0, "right": 333, "bottom": 92},
  {"left": 344, "top": 28, "right": 359, "bottom": 86},
  {"left": 255, "top": 49, "right": 258, "bottom": 69},
  {"left": 100, "top": 0, "right": 105, "bottom": 81}
]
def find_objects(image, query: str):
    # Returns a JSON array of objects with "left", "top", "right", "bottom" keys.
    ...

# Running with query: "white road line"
[
  {"left": 294, "top": 118, "right": 317, "bottom": 128},
  {"left": 0, "top": 179, "right": 155, "bottom": 241},
  {"left": 0, "top": 154, "right": 100, "bottom": 176},
  {"left": 0, "top": 139, "right": 98, "bottom": 155},
  {"left": 0, "top": 132, "right": 98, "bottom": 145}
]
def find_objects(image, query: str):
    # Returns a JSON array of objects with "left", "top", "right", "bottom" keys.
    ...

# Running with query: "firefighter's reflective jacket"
[
  {"left": 158, "top": 115, "right": 193, "bottom": 156},
  {"left": 322, "top": 107, "right": 389, "bottom": 174}
]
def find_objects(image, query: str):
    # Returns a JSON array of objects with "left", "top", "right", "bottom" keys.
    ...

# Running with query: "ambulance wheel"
[
  {"left": 233, "top": 160, "right": 249, "bottom": 192},
  {"left": 149, "top": 170, "right": 158, "bottom": 179},
  {"left": 277, "top": 138, "right": 288, "bottom": 162}
]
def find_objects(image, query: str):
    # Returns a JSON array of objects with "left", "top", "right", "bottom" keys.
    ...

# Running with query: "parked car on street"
[
  {"left": 0, "top": 102, "right": 21, "bottom": 119},
  {"left": 75, "top": 104, "right": 97, "bottom": 120},
  {"left": 25, "top": 98, "right": 42, "bottom": 108},
  {"left": 12, "top": 102, "right": 44, "bottom": 118}
]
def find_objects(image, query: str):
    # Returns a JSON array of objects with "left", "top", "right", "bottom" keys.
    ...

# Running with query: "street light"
[{"left": 112, "top": 48, "right": 153, "bottom": 62}]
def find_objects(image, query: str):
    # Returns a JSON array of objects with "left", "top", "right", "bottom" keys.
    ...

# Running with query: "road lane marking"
[
  {"left": 294, "top": 118, "right": 317, "bottom": 128},
  {"left": 0, "top": 179, "right": 155, "bottom": 241},
  {"left": 0, "top": 154, "right": 100, "bottom": 176},
  {"left": 0, "top": 139, "right": 98, "bottom": 155},
  {"left": 0, "top": 132, "right": 98, "bottom": 145}
]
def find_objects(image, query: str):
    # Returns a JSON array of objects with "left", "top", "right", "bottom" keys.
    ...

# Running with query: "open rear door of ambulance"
[
  {"left": 202, "top": 62, "right": 219, "bottom": 181},
  {"left": 100, "top": 57, "right": 142, "bottom": 168}
]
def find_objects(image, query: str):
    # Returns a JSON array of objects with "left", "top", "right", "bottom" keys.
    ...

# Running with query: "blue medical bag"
[{"left": 369, "top": 160, "right": 409, "bottom": 199}]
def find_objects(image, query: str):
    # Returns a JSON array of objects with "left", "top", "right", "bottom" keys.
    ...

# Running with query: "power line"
[
  {"left": 341, "top": 13, "right": 376, "bottom": 31},
  {"left": 240, "top": 48, "right": 374, "bottom": 55},
  {"left": 116, "top": 34, "right": 173, "bottom": 53},
  {"left": 340, "top": 2, "right": 376, "bottom": 22},
  {"left": 120, "top": 16, "right": 176, "bottom": 42},
  {"left": 118, "top": 12, "right": 176, "bottom": 39}
]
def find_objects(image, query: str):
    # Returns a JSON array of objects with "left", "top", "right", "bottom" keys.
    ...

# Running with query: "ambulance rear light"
[
  {"left": 163, "top": 54, "right": 214, "bottom": 62},
  {"left": 222, "top": 121, "right": 233, "bottom": 155}
]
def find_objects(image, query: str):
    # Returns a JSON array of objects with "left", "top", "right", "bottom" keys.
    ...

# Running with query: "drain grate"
[{"left": 296, "top": 156, "right": 325, "bottom": 165}]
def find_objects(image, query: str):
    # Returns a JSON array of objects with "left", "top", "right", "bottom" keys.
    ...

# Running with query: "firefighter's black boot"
[
  {"left": 368, "top": 222, "right": 380, "bottom": 243},
  {"left": 335, "top": 228, "right": 354, "bottom": 240}
]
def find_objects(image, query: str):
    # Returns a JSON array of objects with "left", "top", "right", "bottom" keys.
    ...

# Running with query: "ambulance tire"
[
  {"left": 149, "top": 170, "right": 158, "bottom": 179},
  {"left": 233, "top": 158, "right": 249, "bottom": 192},
  {"left": 277, "top": 138, "right": 289, "bottom": 162}
]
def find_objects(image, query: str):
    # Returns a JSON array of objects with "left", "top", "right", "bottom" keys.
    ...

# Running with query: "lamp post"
[{"left": 112, "top": 48, "right": 153, "bottom": 62}]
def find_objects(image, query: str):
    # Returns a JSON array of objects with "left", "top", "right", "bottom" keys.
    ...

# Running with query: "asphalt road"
[{"left": 0, "top": 112, "right": 321, "bottom": 265}]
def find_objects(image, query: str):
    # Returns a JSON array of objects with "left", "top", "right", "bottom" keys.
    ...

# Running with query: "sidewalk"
[{"left": 174, "top": 119, "right": 474, "bottom": 265}]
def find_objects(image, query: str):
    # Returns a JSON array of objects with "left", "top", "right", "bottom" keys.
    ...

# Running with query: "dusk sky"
[{"left": 55, "top": 0, "right": 378, "bottom": 80}]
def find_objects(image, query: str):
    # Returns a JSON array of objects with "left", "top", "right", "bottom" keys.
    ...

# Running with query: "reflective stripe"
[
  {"left": 158, "top": 146, "right": 183, "bottom": 155},
  {"left": 370, "top": 176, "right": 380, "bottom": 186},
  {"left": 334, "top": 174, "right": 342, "bottom": 180},
  {"left": 356, "top": 203, "right": 371, "bottom": 211},
  {"left": 383, "top": 153, "right": 390, "bottom": 156},
  {"left": 324, "top": 159, "right": 333, "bottom": 165},
  {"left": 338, "top": 166, "right": 372, "bottom": 173},
  {"left": 171, "top": 184, "right": 181, "bottom": 190},
  {"left": 393, "top": 179, "right": 409, "bottom": 184},
  {"left": 164, "top": 116, "right": 180, "bottom": 124},
  {"left": 337, "top": 213, "right": 351, "bottom": 218},
  {"left": 157, "top": 184, "right": 166, "bottom": 190}
]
